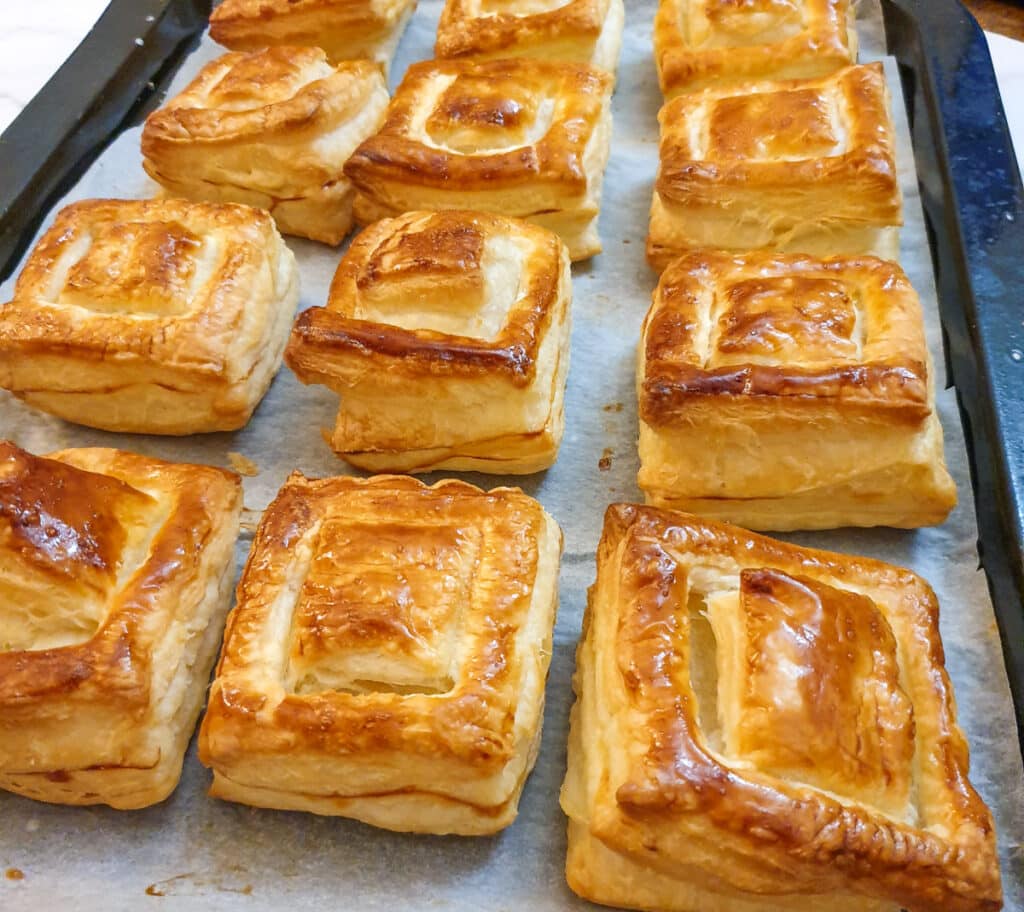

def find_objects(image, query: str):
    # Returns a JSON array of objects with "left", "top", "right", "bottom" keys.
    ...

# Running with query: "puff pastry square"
[
  {"left": 561, "top": 504, "right": 1002, "bottom": 912},
  {"left": 435, "top": 0, "right": 625, "bottom": 75},
  {"left": 286, "top": 210, "right": 572, "bottom": 474},
  {"left": 199, "top": 472, "right": 562, "bottom": 835},
  {"left": 208, "top": 0, "right": 417, "bottom": 74},
  {"left": 141, "top": 48, "right": 389, "bottom": 245},
  {"left": 0, "top": 441, "right": 241, "bottom": 809},
  {"left": 654, "top": 0, "right": 856, "bottom": 97},
  {"left": 637, "top": 250, "right": 956, "bottom": 530},
  {"left": 647, "top": 63, "right": 902, "bottom": 271},
  {"left": 0, "top": 198, "right": 298, "bottom": 435},
  {"left": 344, "top": 58, "right": 614, "bottom": 261}
]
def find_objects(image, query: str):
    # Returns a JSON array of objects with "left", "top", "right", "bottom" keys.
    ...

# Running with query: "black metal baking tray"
[
  {"left": 0, "top": 0, "right": 1022, "bottom": 754},
  {"left": 882, "top": 0, "right": 1024, "bottom": 751}
]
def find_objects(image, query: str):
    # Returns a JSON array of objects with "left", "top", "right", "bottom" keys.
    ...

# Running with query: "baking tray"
[
  {"left": 3, "top": 0, "right": 1021, "bottom": 745},
  {"left": 0, "top": 0, "right": 1021, "bottom": 907}
]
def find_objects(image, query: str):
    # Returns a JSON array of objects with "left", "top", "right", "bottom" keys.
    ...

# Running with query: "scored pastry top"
[
  {"left": 584, "top": 503, "right": 1001, "bottom": 911},
  {"left": 344, "top": 58, "right": 612, "bottom": 197},
  {"left": 655, "top": 63, "right": 901, "bottom": 223},
  {"left": 640, "top": 249, "right": 930, "bottom": 425},
  {"left": 0, "top": 198, "right": 293, "bottom": 378},
  {"left": 286, "top": 210, "right": 568, "bottom": 387},
  {"left": 0, "top": 442, "right": 240, "bottom": 714},
  {"left": 203, "top": 472, "right": 555, "bottom": 769},
  {"left": 0, "top": 442, "right": 157, "bottom": 654},
  {"left": 708, "top": 567, "right": 915, "bottom": 818},
  {"left": 436, "top": 0, "right": 610, "bottom": 58},
  {"left": 654, "top": 0, "right": 855, "bottom": 95},
  {"left": 287, "top": 516, "right": 481, "bottom": 695},
  {"left": 142, "top": 48, "right": 385, "bottom": 146}
]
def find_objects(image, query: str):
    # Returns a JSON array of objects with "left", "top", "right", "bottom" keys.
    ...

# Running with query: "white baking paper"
[{"left": 0, "top": 0, "right": 1021, "bottom": 908}]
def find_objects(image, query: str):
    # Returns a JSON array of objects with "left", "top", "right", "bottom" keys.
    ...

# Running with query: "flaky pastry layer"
[
  {"left": 199, "top": 473, "right": 562, "bottom": 835},
  {"left": 636, "top": 250, "right": 956, "bottom": 529},
  {"left": 142, "top": 48, "right": 389, "bottom": 245},
  {"left": 560, "top": 504, "right": 1001, "bottom": 912},
  {"left": 286, "top": 210, "right": 572, "bottom": 473},
  {"left": 209, "top": 0, "right": 418, "bottom": 73},
  {"left": 0, "top": 198, "right": 298, "bottom": 434},
  {"left": 207, "top": 717, "right": 544, "bottom": 834},
  {"left": 647, "top": 63, "right": 902, "bottom": 269},
  {"left": 0, "top": 442, "right": 241, "bottom": 809},
  {"left": 344, "top": 58, "right": 613, "bottom": 261}
]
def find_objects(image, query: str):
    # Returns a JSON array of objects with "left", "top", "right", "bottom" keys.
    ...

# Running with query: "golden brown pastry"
[
  {"left": 654, "top": 0, "right": 857, "bottom": 97},
  {"left": 286, "top": 210, "right": 572, "bottom": 474},
  {"left": 199, "top": 472, "right": 562, "bottom": 835},
  {"left": 647, "top": 63, "right": 902, "bottom": 271},
  {"left": 561, "top": 503, "right": 1003, "bottom": 912},
  {"left": 0, "top": 198, "right": 298, "bottom": 435},
  {"left": 344, "top": 58, "right": 614, "bottom": 261},
  {"left": 208, "top": 0, "right": 417, "bottom": 74},
  {"left": 637, "top": 250, "right": 956, "bottom": 530},
  {"left": 141, "top": 47, "right": 389, "bottom": 245},
  {"left": 435, "top": 0, "right": 624, "bottom": 75},
  {"left": 0, "top": 441, "right": 241, "bottom": 809}
]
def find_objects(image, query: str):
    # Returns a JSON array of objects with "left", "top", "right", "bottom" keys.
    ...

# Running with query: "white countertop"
[
  {"left": 986, "top": 31, "right": 1024, "bottom": 168},
  {"left": 0, "top": 2, "right": 110, "bottom": 133},
  {"left": 0, "top": 0, "right": 1021, "bottom": 167}
]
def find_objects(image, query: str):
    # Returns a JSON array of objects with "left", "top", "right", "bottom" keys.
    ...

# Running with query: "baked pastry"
[
  {"left": 199, "top": 472, "right": 562, "bottom": 835},
  {"left": 286, "top": 210, "right": 572, "bottom": 474},
  {"left": 435, "top": 0, "right": 624, "bottom": 75},
  {"left": 0, "top": 198, "right": 298, "bottom": 435},
  {"left": 637, "top": 250, "right": 956, "bottom": 530},
  {"left": 561, "top": 503, "right": 1003, "bottom": 912},
  {"left": 141, "top": 47, "right": 389, "bottom": 245},
  {"left": 208, "top": 0, "right": 417, "bottom": 74},
  {"left": 647, "top": 63, "right": 901, "bottom": 271},
  {"left": 344, "top": 58, "right": 614, "bottom": 261},
  {"left": 654, "top": 0, "right": 856, "bottom": 97},
  {"left": 0, "top": 441, "right": 241, "bottom": 809}
]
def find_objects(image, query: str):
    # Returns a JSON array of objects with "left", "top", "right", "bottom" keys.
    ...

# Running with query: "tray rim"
[{"left": 884, "top": 0, "right": 1024, "bottom": 754}]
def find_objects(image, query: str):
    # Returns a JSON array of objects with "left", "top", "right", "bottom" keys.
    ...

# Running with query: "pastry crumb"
[
  {"left": 228, "top": 452, "right": 259, "bottom": 476},
  {"left": 598, "top": 448, "right": 613, "bottom": 471}
]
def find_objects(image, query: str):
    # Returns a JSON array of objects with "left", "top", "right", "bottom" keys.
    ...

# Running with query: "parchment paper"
[{"left": 0, "top": 0, "right": 1021, "bottom": 908}]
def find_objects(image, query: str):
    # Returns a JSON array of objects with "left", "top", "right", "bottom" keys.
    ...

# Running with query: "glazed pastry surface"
[
  {"left": 286, "top": 210, "right": 572, "bottom": 473},
  {"left": 200, "top": 472, "right": 562, "bottom": 835},
  {"left": 654, "top": 0, "right": 856, "bottom": 96},
  {"left": 0, "top": 442, "right": 241, "bottom": 809},
  {"left": 0, "top": 198, "right": 298, "bottom": 434},
  {"left": 435, "top": 0, "right": 624, "bottom": 74},
  {"left": 647, "top": 63, "right": 902, "bottom": 270},
  {"left": 637, "top": 249, "right": 956, "bottom": 529},
  {"left": 142, "top": 47, "right": 389, "bottom": 245},
  {"left": 560, "top": 504, "right": 1003, "bottom": 912},
  {"left": 344, "top": 58, "right": 614, "bottom": 260}
]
